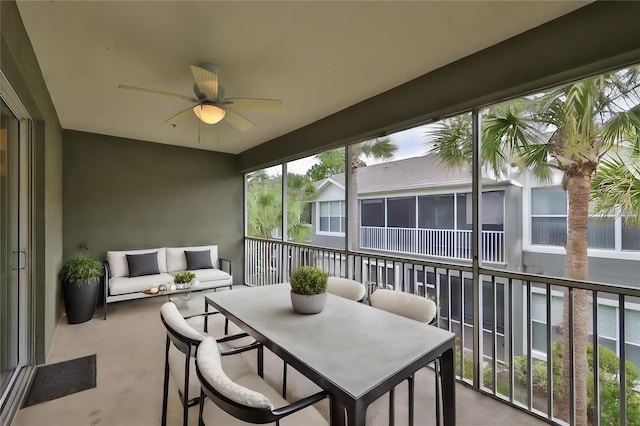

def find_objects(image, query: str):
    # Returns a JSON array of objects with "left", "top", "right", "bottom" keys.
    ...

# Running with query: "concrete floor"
[{"left": 13, "top": 287, "right": 548, "bottom": 426}]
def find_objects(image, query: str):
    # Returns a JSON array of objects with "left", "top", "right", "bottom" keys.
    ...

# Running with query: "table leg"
[
  {"left": 439, "top": 347, "right": 456, "bottom": 426},
  {"left": 204, "top": 299, "right": 209, "bottom": 333},
  {"left": 344, "top": 400, "right": 367, "bottom": 426}
]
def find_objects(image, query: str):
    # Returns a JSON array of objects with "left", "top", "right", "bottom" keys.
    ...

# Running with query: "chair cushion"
[
  {"left": 160, "top": 302, "right": 206, "bottom": 343},
  {"left": 126, "top": 252, "right": 160, "bottom": 277},
  {"left": 185, "top": 249, "right": 214, "bottom": 270},
  {"left": 327, "top": 277, "right": 365, "bottom": 301},
  {"left": 202, "top": 372, "right": 328, "bottom": 425},
  {"left": 370, "top": 289, "right": 436, "bottom": 323},
  {"left": 107, "top": 247, "right": 167, "bottom": 278},
  {"left": 197, "top": 337, "right": 272, "bottom": 409}
]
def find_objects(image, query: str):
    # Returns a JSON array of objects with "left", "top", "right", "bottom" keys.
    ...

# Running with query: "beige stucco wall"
[{"left": 62, "top": 130, "right": 244, "bottom": 281}]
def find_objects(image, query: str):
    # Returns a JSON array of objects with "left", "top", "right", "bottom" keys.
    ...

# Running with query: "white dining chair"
[
  {"left": 196, "top": 337, "right": 330, "bottom": 425},
  {"left": 370, "top": 289, "right": 439, "bottom": 426},
  {"left": 159, "top": 302, "right": 262, "bottom": 426},
  {"left": 326, "top": 276, "right": 366, "bottom": 302}
]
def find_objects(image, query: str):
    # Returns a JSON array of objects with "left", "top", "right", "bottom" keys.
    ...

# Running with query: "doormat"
[{"left": 22, "top": 354, "right": 96, "bottom": 408}]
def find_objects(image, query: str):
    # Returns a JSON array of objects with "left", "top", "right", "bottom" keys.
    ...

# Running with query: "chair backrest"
[
  {"left": 196, "top": 337, "right": 277, "bottom": 423},
  {"left": 160, "top": 302, "right": 206, "bottom": 354},
  {"left": 326, "top": 277, "right": 365, "bottom": 301},
  {"left": 370, "top": 289, "right": 436, "bottom": 324}
]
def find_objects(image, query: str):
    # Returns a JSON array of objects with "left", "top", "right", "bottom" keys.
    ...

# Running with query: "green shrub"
[
  {"left": 61, "top": 256, "right": 103, "bottom": 286},
  {"left": 512, "top": 341, "right": 640, "bottom": 425},
  {"left": 174, "top": 271, "right": 196, "bottom": 284},
  {"left": 290, "top": 266, "right": 328, "bottom": 295}
]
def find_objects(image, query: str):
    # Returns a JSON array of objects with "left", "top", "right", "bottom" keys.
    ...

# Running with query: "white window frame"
[
  {"left": 526, "top": 186, "right": 640, "bottom": 260},
  {"left": 316, "top": 200, "right": 345, "bottom": 236}
]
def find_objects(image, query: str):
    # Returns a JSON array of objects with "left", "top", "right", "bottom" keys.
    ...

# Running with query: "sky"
[{"left": 267, "top": 123, "right": 436, "bottom": 176}]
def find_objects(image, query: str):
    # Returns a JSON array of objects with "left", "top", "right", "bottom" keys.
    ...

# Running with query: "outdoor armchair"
[
  {"left": 160, "top": 302, "right": 263, "bottom": 426},
  {"left": 196, "top": 337, "right": 329, "bottom": 425}
]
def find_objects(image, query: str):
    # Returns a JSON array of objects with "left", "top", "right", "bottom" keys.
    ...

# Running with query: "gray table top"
[{"left": 206, "top": 283, "right": 455, "bottom": 400}]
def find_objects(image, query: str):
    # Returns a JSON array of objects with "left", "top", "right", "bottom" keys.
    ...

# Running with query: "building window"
[
  {"left": 418, "top": 195, "right": 454, "bottom": 229},
  {"left": 318, "top": 200, "right": 345, "bottom": 234},
  {"left": 622, "top": 217, "right": 640, "bottom": 251},
  {"left": 530, "top": 186, "right": 639, "bottom": 251},
  {"left": 387, "top": 197, "right": 416, "bottom": 228},
  {"left": 531, "top": 187, "right": 567, "bottom": 246},
  {"left": 361, "top": 198, "right": 384, "bottom": 227}
]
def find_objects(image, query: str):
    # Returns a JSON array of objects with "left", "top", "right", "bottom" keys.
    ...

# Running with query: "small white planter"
[{"left": 290, "top": 292, "right": 327, "bottom": 314}]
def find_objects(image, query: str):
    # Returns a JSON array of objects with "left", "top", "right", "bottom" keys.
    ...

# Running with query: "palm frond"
[{"left": 591, "top": 154, "right": 640, "bottom": 224}]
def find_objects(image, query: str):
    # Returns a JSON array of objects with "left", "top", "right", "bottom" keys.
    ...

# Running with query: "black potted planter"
[{"left": 61, "top": 256, "right": 104, "bottom": 324}]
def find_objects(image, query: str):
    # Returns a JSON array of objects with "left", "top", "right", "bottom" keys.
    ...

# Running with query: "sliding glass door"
[
  {"left": 0, "top": 74, "right": 33, "bottom": 423},
  {"left": 0, "top": 98, "right": 21, "bottom": 401}
]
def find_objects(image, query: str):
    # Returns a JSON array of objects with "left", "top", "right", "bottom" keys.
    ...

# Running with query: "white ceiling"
[{"left": 16, "top": 1, "right": 589, "bottom": 155}]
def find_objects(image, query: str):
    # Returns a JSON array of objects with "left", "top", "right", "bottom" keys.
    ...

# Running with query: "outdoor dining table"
[{"left": 205, "top": 283, "right": 456, "bottom": 426}]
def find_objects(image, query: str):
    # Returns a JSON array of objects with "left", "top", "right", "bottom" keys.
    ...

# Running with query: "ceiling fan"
[{"left": 118, "top": 64, "right": 282, "bottom": 131}]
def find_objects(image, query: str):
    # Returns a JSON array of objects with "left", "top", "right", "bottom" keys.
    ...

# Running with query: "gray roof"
[{"left": 324, "top": 152, "right": 504, "bottom": 195}]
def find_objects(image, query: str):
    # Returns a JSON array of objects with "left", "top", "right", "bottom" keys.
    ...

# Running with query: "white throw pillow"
[{"left": 197, "top": 337, "right": 272, "bottom": 409}]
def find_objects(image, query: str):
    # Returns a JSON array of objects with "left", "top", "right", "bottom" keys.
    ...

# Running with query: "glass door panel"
[{"left": 0, "top": 99, "right": 20, "bottom": 399}]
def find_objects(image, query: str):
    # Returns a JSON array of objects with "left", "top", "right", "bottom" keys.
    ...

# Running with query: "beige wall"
[
  {"left": 2, "top": 1, "right": 64, "bottom": 362},
  {"left": 63, "top": 130, "right": 244, "bottom": 280}
]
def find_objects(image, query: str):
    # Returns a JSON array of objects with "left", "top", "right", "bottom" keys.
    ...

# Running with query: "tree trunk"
[
  {"left": 349, "top": 153, "right": 359, "bottom": 251},
  {"left": 560, "top": 172, "right": 592, "bottom": 425}
]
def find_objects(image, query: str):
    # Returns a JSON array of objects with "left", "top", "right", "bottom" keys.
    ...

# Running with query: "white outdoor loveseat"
[{"left": 103, "top": 245, "right": 232, "bottom": 319}]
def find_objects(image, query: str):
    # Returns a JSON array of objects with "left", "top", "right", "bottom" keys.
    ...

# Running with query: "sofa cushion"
[
  {"left": 166, "top": 245, "right": 218, "bottom": 273},
  {"left": 187, "top": 268, "right": 231, "bottom": 285},
  {"left": 185, "top": 250, "right": 213, "bottom": 270},
  {"left": 107, "top": 248, "right": 167, "bottom": 278},
  {"left": 109, "top": 273, "right": 173, "bottom": 295},
  {"left": 126, "top": 252, "right": 160, "bottom": 277}
]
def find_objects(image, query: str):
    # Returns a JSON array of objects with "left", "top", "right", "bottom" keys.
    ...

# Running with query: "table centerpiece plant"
[
  {"left": 290, "top": 266, "right": 329, "bottom": 314},
  {"left": 173, "top": 271, "right": 196, "bottom": 289}
]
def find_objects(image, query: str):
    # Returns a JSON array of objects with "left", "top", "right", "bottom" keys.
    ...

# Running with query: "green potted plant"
[
  {"left": 173, "top": 271, "right": 196, "bottom": 289},
  {"left": 290, "top": 266, "right": 328, "bottom": 314},
  {"left": 61, "top": 255, "right": 104, "bottom": 324}
]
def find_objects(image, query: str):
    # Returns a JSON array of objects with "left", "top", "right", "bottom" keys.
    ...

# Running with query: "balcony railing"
[
  {"left": 360, "top": 226, "right": 505, "bottom": 264},
  {"left": 245, "top": 236, "right": 640, "bottom": 426}
]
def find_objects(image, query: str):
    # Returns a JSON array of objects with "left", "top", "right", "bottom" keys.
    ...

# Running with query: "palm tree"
[
  {"left": 247, "top": 171, "right": 316, "bottom": 284},
  {"left": 429, "top": 66, "right": 640, "bottom": 424},
  {"left": 247, "top": 171, "right": 315, "bottom": 241}
]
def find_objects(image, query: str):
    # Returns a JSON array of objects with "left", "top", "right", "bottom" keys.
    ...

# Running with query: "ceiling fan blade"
[
  {"left": 225, "top": 98, "right": 283, "bottom": 113},
  {"left": 190, "top": 65, "right": 219, "bottom": 101},
  {"left": 223, "top": 108, "right": 255, "bottom": 131},
  {"left": 118, "top": 85, "right": 198, "bottom": 103},
  {"left": 165, "top": 106, "right": 195, "bottom": 127}
]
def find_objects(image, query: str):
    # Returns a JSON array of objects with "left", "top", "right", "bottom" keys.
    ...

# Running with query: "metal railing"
[
  {"left": 244, "top": 236, "right": 640, "bottom": 425},
  {"left": 360, "top": 226, "right": 505, "bottom": 263}
]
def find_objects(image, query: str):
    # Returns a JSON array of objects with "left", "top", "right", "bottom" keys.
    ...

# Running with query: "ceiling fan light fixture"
[{"left": 193, "top": 104, "right": 226, "bottom": 124}]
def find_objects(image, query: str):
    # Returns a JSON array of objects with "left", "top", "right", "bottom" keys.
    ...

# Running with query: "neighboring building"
[{"left": 304, "top": 153, "right": 640, "bottom": 368}]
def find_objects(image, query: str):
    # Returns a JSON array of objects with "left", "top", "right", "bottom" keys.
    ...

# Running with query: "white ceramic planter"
[{"left": 290, "top": 292, "right": 327, "bottom": 314}]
